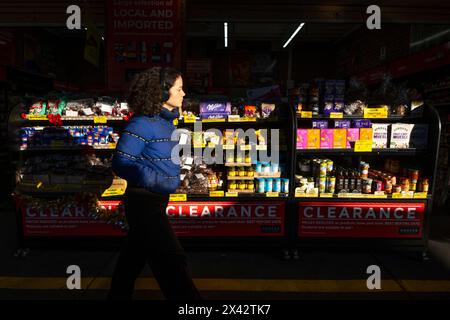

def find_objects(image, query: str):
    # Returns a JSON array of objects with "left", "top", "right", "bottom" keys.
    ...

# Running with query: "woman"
[{"left": 108, "top": 67, "right": 201, "bottom": 300}]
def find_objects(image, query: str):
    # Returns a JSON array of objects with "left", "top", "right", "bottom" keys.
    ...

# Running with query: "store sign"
[
  {"left": 298, "top": 202, "right": 425, "bottom": 238},
  {"left": 167, "top": 202, "right": 285, "bottom": 237},
  {"left": 106, "top": 0, "right": 184, "bottom": 90},
  {"left": 20, "top": 200, "right": 125, "bottom": 237}
]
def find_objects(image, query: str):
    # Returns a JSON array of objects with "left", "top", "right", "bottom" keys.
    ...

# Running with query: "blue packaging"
[
  {"left": 274, "top": 178, "right": 281, "bottom": 192},
  {"left": 265, "top": 178, "right": 273, "bottom": 192},
  {"left": 312, "top": 120, "right": 328, "bottom": 129},
  {"left": 333, "top": 120, "right": 351, "bottom": 128},
  {"left": 258, "top": 178, "right": 265, "bottom": 193},
  {"left": 282, "top": 179, "right": 290, "bottom": 193},
  {"left": 352, "top": 119, "right": 372, "bottom": 128},
  {"left": 256, "top": 163, "right": 262, "bottom": 173}
]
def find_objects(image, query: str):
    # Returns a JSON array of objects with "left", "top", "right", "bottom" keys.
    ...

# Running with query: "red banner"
[
  {"left": 106, "top": 0, "right": 184, "bottom": 91},
  {"left": 20, "top": 200, "right": 125, "bottom": 237},
  {"left": 298, "top": 202, "right": 425, "bottom": 238},
  {"left": 167, "top": 201, "right": 285, "bottom": 237}
]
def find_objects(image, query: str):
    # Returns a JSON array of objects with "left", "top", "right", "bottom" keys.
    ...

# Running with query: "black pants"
[{"left": 108, "top": 188, "right": 201, "bottom": 300}]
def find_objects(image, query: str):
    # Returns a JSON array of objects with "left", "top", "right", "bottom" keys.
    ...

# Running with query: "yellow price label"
[
  {"left": 183, "top": 116, "right": 197, "bottom": 123},
  {"left": 102, "top": 179, "right": 127, "bottom": 197},
  {"left": 241, "top": 117, "right": 257, "bottom": 122},
  {"left": 239, "top": 145, "right": 251, "bottom": 151},
  {"left": 226, "top": 192, "right": 238, "bottom": 197},
  {"left": 227, "top": 115, "right": 241, "bottom": 122},
  {"left": 169, "top": 194, "right": 187, "bottom": 201},
  {"left": 94, "top": 116, "right": 107, "bottom": 124},
  {"left": 319, "top": 193, "right": 333, "bottom": 198},
  {"left": 354, "top": 140, "right": 373, "bottom": 152},
  {"left": 256, "top": 145, "right": 267, "bottom": 151},
  {"left": 301, "top": 111, "right": 313, "bottom": 118},
  {"left": 329, "top": 112, "right": 343, "bottom": 119},
  {"left": 392, "top": 192, "right": 414, "bottom": 199},
  {"left": 210, "top": 191, "right": 224, "bottom": 197},
  {"left": 222, "top": 145, "right": 235, "bottom": 150},
  {"left": 36, "top": 182, "right": 43, "bottom": 189},
  {"left": 173, "top": 119, "right": 179, "bottom": 126},
  {"left": 266, "top": 192, "right": 279, "bottom": 197},
  {"left": 414, "top": 192, "right": 428, "bottom": 199},
  {"left": 202, "top": 118, "right": 226, "bottom": 123},
  {"left": 363, "top": 107, "right": 388, "bottom": 119},
  {"left": 27, "top": 115, "right": 48, "bottom": 120},
  {"left": 295, "top": 193, "right": 318, "bottom": 198}
]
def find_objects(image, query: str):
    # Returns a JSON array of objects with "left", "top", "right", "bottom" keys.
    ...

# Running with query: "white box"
[
  {"left": 409, "top": 124, "right": 428, "bottom": 149},
  {"left": 372, "top": 123, "right": 389, "bottom": 148},
  {"left": 390, "top": 123, "right": 414, "bottom": 149}
]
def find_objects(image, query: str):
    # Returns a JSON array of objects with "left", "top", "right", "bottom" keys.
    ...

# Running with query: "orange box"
[
  {"left": 359, "top": 128, "right": 373, "bottom": 141},
  {"left": 333, "top": 128, "right": 347, "bottom": 148},
  {"left": 307, "top": 129, "right": 320, "bottom": 149}
]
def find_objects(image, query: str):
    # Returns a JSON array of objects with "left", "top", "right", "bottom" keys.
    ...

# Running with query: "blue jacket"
[{"left": 112, "top": 108, "right": 181, "bottom": 194}]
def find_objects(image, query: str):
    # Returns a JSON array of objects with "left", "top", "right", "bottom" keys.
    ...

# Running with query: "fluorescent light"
[
  {"left": 410, "top": 29, "right": 450, "bottom": 47},
  {"left": 283, "top": 22, "right": 305, "bottom": 48},
  {"left": 224, "top": 22, "right": 228, "bottom": 47}
]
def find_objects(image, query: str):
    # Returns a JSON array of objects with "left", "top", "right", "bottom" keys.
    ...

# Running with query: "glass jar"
[{"left": 228, "top": 167, "right": 236, "bottom": 177}]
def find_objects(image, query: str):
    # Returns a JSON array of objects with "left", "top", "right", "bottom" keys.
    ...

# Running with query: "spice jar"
[
  {"left": 228, "top": 167, "right": 236, "bottom": 177},
  {"left": 229, "top": 181, "right": 237, "bottom": 190},
  {"left": 247, "top": 167, "right": 255, "bottom": 177},
  {"left": 238, "top": 167, "right": 246, "bottom": 177},
  {"left": 360, "top": 162, "right": 369, "bottom": 179},
  {"left": 239, "top": 180, "right": 247, "bottom": 190},
  {"left": 247, "top": 180, "right": 255, "bottom": 191}
]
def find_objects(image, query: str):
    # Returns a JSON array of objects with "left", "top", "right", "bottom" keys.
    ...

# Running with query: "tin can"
[
  {"left": 363, "top": 179, "right": 373, "bottom": 194},
  {"left": 229, "top": 181, "right": 237, "bottom": 190},
  {"left": 327, "top": 160, "right": 334, "bottom": 173},
  {"left": 247, "top": 181, "right": 255, "bottom": 191},
  {"left": 319, "top": 177, "right": 326, "bottom": 193},
  {"left": 265, "top": 178, "right": 273, "bottom": 192},
  {"left": 256, "top": 163, "right": 262, "bottom": 173},
  {"left": 258, "top": 179, "right": 265, "bottom": 193},
  {"left": 263, "top": 163, "right": 271, "bottom": 174},
  {"left": 282, "top": 179, "right": 290, "bottom": 193},
  {"left": 272, "top": 163, "right": 280, "bottom": 173},
  {"left": 320, "top": 162, "right": 327, "bottom": 177},
  {"left": 274, "top": 178, "right": 281, "bottom": 192},
  {"left": 360, "top": 162, "right": 369, "bottom": 179},
  {"left": 327, "top": 177, "right": 336, "bottom": 193}
]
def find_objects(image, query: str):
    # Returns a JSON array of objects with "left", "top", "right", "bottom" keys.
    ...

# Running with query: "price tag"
[
  {"left": 108, "top": 143, "right": 117, "bottom": 149},
  {"left": 354, "top": 140, "right": 373, "bottom": 152},
  {"left": 363, "top": 107, "right": 388, "bottom": 118},
  {"left": 329, "top": 112, "right": 343, "bottom": 119},
  {"left": 210, "top": 191, "right": 224, "bottom": 197},
  {"left": 202, "top": 118, "right": 226, "bottom": 123},
  {"left": 223, "top": 144, "right": 235, "bottom": 150},
  {"left": 169, "top": 194, "right": 187, "bottom": 201},
  {"left": 266, "top": 192, "right": 279, "bottom": 197},
  {"left": 414, "top": 192, "right": 428, "bottom": 199},
  {"left": 300, "top": 111, "right": 312, "bottom": 118},
  {"left": 183, "top": 116, "right": 197, "bottom": 123},
  {"left": 239, "top": 145, "right": 251, "bottom": 151},
  {"left": 241, "top": 117, "right": 257, "bottom": 122},
  {"left": 228, "top": 115, "right": 241, "bottom": 122},
  {"left": 27, "top": 115, "right": 48, "bottom": 120},
  {"left": 295, "top": 193, "right": 318, "bottom": 198},
  {"left": 101, "top": 178, "right": 127, "bottom": 197},
  {"left": 319, "top": 193, "right": 333, "bottom": 198},
  {"left": 392, "top": 193, "right": 403, "bottom": 198},
  {"left": 94, "top": 116, "right": 107, "bottom": 124},
  {"left": 256, "top": 145, "right": 267, "bottom": 151},
  {"left": 173, "top": 119, "right": 179, "bottom": 126},
  {"left": 226, "top": 191, "right": 238, "bottom": 197}
]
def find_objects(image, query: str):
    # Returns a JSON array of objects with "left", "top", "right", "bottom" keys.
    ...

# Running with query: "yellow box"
[
  {"left": 333, "top": 129, "right": 347, "bottom": 148},
  {"left": 359, "top": 128, "right": 373, "bottom": 141},
  {"left": 307, "top": 129, "right": 320, "bottom": 149}
]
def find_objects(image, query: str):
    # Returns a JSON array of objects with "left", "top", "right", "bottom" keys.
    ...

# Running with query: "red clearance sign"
[
  {"left": 298, "top": 202, "right": 425, "bottom": 238},
  {"left": 20, "top": 200, "right": 125, "bottom": 237},
  {"left": 106, "top": 0, "right": 184, "bottom": 91},
  {"left": 167, "top": 201, "right": 285, "bottom": 237}
]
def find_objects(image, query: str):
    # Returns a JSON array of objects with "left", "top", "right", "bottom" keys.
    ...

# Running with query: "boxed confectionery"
[
  {"left": 352, "top": 119, "right": 372, "bottom": 128},
  {"left": 297, "top": 129, "right": 308, "bottom": 149},
  {"left": 390, "top": 123, "right": 414, "bottom": 148},
  {"left": 359, "top": 128, "right": 373, "bottom": 141},
  {"left": 312, "top": 120, "right": 328, "bottom": 129},
  {"left": 199, "top": 101, "right": 231, "bottom": 119},
  {"left": 307, "top": 129, "right": 320, "bottom": 149},
  {"left": 346, "top": 128, "right": 360, "bottom": 148},
  {"left": 372, "top": 124, "right": 390, "bottom": 148},
  {"left": 320, "top": 129, "right": 334, "bottom": 149},
  {"left": 333, "top": 120, "right": 351, "bottom": 128},
  {"left": 333, "top": 128, "right": 347, "bottom": 148},
  {"left": 409, "top": 124, "right": 429, "bottom": 149}
]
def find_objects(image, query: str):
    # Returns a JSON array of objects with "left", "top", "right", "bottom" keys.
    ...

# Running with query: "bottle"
[
  {"left": 349, "top": 171, "right": 356, "bottom": 192},
  {"left": 343, "top": 170, "right": 349, "bottom": 193},
  {"left": 337, "top": 170, "right": 344, "bottom": 193}
]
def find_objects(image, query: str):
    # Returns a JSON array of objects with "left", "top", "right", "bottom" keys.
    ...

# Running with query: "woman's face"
[{"left": 165, "top": 76, "right": 185, "bottom": 108}]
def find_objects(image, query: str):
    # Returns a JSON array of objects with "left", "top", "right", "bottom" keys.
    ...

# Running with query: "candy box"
[
  {"left": 333, "top": 120, "right": 351, "bottom": 128},
  {"left": 312, "top": 120, "right": 328, "bottom": 129},
  {"left": 200, "top": 113, "right": 229, "bottom": 120},
  {"left": 390, "top": 123, "right": 414, "bottom": 148},
  {"left": 200, "top": 101, "right": 231, "bottom": 114},
  {"left": 359, "top": 128, "right": 373, "bottom": 141},
  {"left": 346, "top": 128, "right": 360, "bottom": 148},
  {"left": 307, "top": 129, "right": 320, "bottom": 149},
  {"left": 371, "top": 124, "right": 389, "bottom": 148},
  {"left": 352, "top": 119, "right": 372, "bottom": 128},
  {"left": 320, "top": 129, "right": 334, "bottom": 149},
  {"left": 333, "top": 128, "right": 347, "bottom": 148},
  {"left": 296, "top": 129, "right": 308, "bottom": 149},
  {"left": 409, "top": 124, "right": 428, "bottom": 149}
]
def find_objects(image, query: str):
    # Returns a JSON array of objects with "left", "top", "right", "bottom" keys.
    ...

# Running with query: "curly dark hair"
[{"left": 126, "top": 67, "right": 182, "bottom": 115}]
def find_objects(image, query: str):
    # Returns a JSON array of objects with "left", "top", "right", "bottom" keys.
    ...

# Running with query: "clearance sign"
[
  {"left": 298, "top": 202, "right": 425, "bottom": 238},
  {"left": 167, "top": 202, "right": 285, "bottom": 237}
]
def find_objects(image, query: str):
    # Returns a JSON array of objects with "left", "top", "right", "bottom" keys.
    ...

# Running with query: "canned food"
[
  {"left": 228, "top": 167, "right": 236, "bottom": 177},
  {"left": 256, "top": 163, "right": 262, "bottom": 173},
  {"left": 319, "top": 177, "right": 326, "bottom": 193},
  {"left": 247, "top": 181, "right": 255, "bottom": 191},
  {"left": 327, "top": 160, "right": 334, "bottom": 173},
  {"left": 327, "top": 177, "right": 336, "bottom": 193},
  {"left": 229, "top": 182, "right": 237, "bottom": 190},
  {"left": 247, "top": 168, "right": 255, "bottom": 177},
  {"left": 239, "top": 181, "right": 247, "bottom": 190},
  {"left": 320, "top": 162, "right": 327, "bottom": 177},
  {"left": 258, "top": 179, "right": 266, "bottom": 193},
  {"left": 274, "top": 178, "right": 281, "bottom": 192},
  {"left": 265, "top": 178, "right": 273, "bottom": 192},
  {"left": 282, "top": 179, "right": 290, "bottom": 193}
]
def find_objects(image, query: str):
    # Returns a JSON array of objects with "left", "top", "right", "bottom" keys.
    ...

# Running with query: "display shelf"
[
  {"left": 19, "top": 144, "right": 117, "bottom": 151},
  {"left": 169, "top": 193, "right": 289, "bottom": 200},
  {"left": 295, "top": 148, "right": 426, "bottom": 156},
  {"left": 224, "top": 162, "right": 253, "bottom": 167},
  {"left": 227, "top": 176, "right": 254, "bottom": 180},
  {"left": 254, "top": 172, "right": 281, "bottom": 178},
  {"left": 296, "top": 114, "right": 424, "bottom": 121}
]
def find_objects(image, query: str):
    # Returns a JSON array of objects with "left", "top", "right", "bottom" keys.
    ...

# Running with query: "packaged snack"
[
  {"left": 244, "top": 105, "right": 257, "bottom": 118},
  {"left": 261, "top": 103, "right": 276, "bottom": 119},
  {"left": 333, "top": 120, "right": 351, "bottom": 128},
  {"left": 346, "top": 128, "right": 360, "bottom": 148},
  {"left": 296, "top": 129, "right": 308, "bottom": 149},
  {"left": 409, "top": 124, "right": 428, "bottom": 149},
  {"left": 320, "top": 129, "right": 334, "bottom": 149},
  {"left": 390, "top": 123, "right": 414, "bottom": 148},
  {"left": 312, "top": 120, "right": 328, "bottom": 129},
  {"left": 359, "top": 128, "right": 373, "bottom": 141},
  {"left": 333, "top": 129, "right": 347, "bottom": 148},
  {"left": 307, "top": 129, "right": 320, "bottom": 149},
  {"left": 200, "top": 101, "right": 231, "bottom": 114},
  {"left": 372, "top": 124, "right": 389, "bottom": 148},
  {"left": 29, "top": 101, "right": 47, "bottom": 115},
  {"left": 352, "top": 119, "right": 372, "bottom": 128}
]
